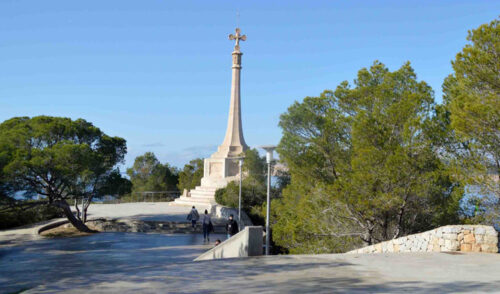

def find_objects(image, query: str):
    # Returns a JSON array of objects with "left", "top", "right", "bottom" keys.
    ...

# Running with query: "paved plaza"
[
  {"left": 2, "top": 203, "right": 499, "bottom": 293},
  {"left": 3, "top": 206, "right": 499, "bottom": 293},
  {"left": 16, "top": 251, "right": 500, "bottom": 293}
]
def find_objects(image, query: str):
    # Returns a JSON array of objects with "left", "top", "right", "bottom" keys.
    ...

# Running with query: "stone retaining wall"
[
  {"left": 348, "top": 225, "right": 499, "bottom": 254},
  {"left": 195, "top": 226, "right": 263, "bottom": 261},
  {"left": 53, "top": 218, "right": 229, "bottom": 234}
]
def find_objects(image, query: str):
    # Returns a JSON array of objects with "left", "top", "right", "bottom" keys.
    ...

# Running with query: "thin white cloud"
[
  {"left": 124, "top": 144, "right": 217, "bottom": 168},
  {"left": 141, "top": 142, "right": 166, "bottom": 147}
]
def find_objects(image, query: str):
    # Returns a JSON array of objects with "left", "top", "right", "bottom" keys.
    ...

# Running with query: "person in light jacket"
[{"left": 186, "top": 206, "right": 200, "bottom": 230}]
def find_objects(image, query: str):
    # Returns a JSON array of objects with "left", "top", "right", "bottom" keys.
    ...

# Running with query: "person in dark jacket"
[
  {"left": 186, "top": 206, "right": 199, "bottom": 230},
  {"left": 225, "top": 214, "right": 239, "bottom": 239},
  {"left": 202, "top": 209, "right": 212, "bottom": 242}
]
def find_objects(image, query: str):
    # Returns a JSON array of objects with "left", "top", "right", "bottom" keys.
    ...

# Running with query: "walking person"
[
  {"left": 186, "top": 206, "right": 199, "bottom": 230},
  {"left": 202, "top": 209, "right": 212, "bottom": 242},
  {"left": 226, "top": 214, "right": 239, "bottom": 239}
]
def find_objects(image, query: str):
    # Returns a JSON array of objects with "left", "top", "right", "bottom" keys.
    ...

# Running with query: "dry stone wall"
[{"left": 348, "top": 225, "right": 498, "bottom": 254}]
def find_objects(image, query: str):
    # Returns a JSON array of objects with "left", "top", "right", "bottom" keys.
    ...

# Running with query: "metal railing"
[{"left": 99, "top": 191, "right": 181, "bottom": 204}]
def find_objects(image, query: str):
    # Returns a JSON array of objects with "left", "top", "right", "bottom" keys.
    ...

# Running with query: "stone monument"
[{"left": 174, "top": 28, "right": 249, "bottom": 206}]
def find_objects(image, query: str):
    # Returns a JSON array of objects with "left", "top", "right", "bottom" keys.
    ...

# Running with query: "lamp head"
[{"left": 260, "top": 145, "right": 277, "bottom": 164}]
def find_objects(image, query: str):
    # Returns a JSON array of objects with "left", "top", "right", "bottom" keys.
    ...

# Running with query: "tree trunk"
[
  {"left": 54, "top": 200, "right": 97, "bottom": 233},
  {"left": 362, "top": 220, "right": 375, "bottom": 246},
  {"left": 82, "top": 202, "right": 89, "bottom": 223},
  {"left": 74, "top": 198, "right": 81, "bottom": 221},
  {"left": 82, "top": 206, "right": 88, "bottom": 223},
  {"left": 82, "top": 195, "right": 94, "bottom": 223}
]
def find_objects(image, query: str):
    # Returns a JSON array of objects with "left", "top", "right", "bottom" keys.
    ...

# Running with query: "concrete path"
[{"left": 22, "top": 252, "right": 500, "bottom": 293}]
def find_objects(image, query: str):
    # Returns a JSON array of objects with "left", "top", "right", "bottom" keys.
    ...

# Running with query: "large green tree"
[
  {"left": 443, "top": 17, "right": 500, "bottom": 223},
  {"left": 215, "top": 149, "right": 267, "bottom": 210},
  {"left": 0, "top": 116, "right": 128, "bottom": 232},
  {"left": 126, "top": 152, "right": 179, "bottom": 193},
  {"left": 177, "top": 158, "right": 204, "bottom": 192},
  {"left": 273, "top": 62, "right": 463, "bottom": 253}
]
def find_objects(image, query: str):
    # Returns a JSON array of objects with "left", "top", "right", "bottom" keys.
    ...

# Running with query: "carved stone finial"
[{"left": 228, "top": 27, "right": 246, "bottom": 50}]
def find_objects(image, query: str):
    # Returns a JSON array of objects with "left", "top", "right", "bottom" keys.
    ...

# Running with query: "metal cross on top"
[{"left": 228, "top": 28, "right": 246, "bottom": 51}]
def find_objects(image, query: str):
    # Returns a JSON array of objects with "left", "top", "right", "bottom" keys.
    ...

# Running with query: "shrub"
[{"left": 0, "top": 203, "right": 63, "bottom": 230}]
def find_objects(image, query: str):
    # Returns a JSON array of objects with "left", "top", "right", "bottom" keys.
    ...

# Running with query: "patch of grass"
[
  {"left": 8, "top": 287, "right": 32, "bottom": 294},
  {"left": 40, "top": 225, "right": 96, "bottom": 238}
]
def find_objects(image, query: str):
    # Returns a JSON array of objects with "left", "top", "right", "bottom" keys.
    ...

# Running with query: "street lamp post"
[
  {"left": 238, "top": 157, "right": 244, "bottom": 228},
  {"left": 260, "top": 145, "right": 276, "bottom": 256}
]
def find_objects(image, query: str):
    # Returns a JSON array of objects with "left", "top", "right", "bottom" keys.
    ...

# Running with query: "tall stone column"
[
  {"left": 174, "top": 28, "right": 250, "bottom": 206},
  {"left": 201, "top": 27, "right": 249, "bottom": 187},
  {"left": 215, "top": 28, "right": 249, "bottom": 157}
]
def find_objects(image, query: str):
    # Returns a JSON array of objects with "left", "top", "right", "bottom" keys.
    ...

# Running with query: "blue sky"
[{"left": 1, "top": 1, "right": 499, "bottom": 168}]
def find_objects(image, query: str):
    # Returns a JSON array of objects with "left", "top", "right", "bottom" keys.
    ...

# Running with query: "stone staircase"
[{"left": 173, "top": 186, "right": 218, "bottom": 206}]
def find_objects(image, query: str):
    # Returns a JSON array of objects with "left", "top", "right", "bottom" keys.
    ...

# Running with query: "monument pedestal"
[
  {"left": 174, "top": 156, "right": 243, "bottom": 206},
  {"left": 174, "top": 28, "right": 249, "bottom": 207}
]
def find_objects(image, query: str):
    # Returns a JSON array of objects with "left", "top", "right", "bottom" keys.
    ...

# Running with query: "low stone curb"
[{"left": 43, "top": 218, "right": 231, "bottom": 234}]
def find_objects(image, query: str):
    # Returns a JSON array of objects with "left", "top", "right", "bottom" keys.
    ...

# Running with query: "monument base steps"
[{"left": 173, "top": 185, "right": 219, "bottom": 206}]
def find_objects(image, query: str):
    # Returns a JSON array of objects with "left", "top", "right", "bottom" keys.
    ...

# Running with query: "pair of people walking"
[
  {"left": 187, "top": 206, "right": 213, "bottom": 241},
  {"left": 202, "top": 213, "right": 239, "bottom": 242}
]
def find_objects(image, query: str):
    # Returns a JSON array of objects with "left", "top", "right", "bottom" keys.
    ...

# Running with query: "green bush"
[
  {"left": 178, "top": 158, "right": 204, "bottom": 192},
  {"left": 0, "top": 203, "right": 63, "bottom": 230},
  {"left": 215, "top": 180, "right": 266, "bottom": 210}
]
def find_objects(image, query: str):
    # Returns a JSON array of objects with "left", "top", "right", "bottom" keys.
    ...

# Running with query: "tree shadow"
[
  {"left": 0, "top": 232, "right": 224, "bottom": 293},
  {"left": 21, "top": 256, "right": 500, "bottom": 293},
  {"left": 3, "top": 234, "right": 500, "bottom": 293}
]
